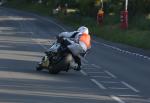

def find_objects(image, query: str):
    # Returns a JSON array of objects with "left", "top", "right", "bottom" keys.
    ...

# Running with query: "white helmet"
[{"left": 77, "top": 26, "right": 89, "bottom": 34}]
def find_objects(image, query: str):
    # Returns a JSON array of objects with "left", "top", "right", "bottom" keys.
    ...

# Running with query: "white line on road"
[
  {"left": 83, "top": 67, "right": 95, "bottom": 70},
  {"left": 117, "top": 94, "right": 141, "bottom": 97},
  {"left": 82, "top": 63, "right": 90, "bottom": 66},
  {"left": 91, "top": 79, "right": 106, "bottom": 89},
  {"left": 100, "top": 43, "right": 150, "bottom": 61},
  {"left": 105, "top": 70, "right": 117, "bottom": 78},
  {"left": 108, "top": 87, "right": 129, "bottom": 90},
  {"left": 91, "top": 64, "right": 101, "bottom": 69},
  {"left": 111, "top": 95, "right": 126, "bottom": 103},
  {"left": 91, "top": 76, "right": 112, "bottom": 79},
  {"left": 87, "top": 71, "right": 105, "bottom": 74},
  {"left": 100, "top": 81, "right": 120, "bottom": 84},
  {"left": 121, "top": 81, "right": 140, "bottom": 93},
  {"left": 80, "top": 70, "right": 88, "bottom": 76}
]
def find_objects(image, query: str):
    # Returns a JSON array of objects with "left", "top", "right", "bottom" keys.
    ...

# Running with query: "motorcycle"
[{"left": 36, "top": 37, "right": 80, "bottom": 74}]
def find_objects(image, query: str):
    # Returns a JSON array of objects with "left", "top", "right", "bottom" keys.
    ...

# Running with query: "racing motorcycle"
[{"left": 36, "top": 37, "right": 81, "bottom": 74}]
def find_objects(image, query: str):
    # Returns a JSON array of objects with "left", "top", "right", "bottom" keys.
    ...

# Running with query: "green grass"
[
  {"left": 5, "top": 2, "right": 150, "bottom": 50},
  {"left": 57, "top": 13, "right": 150, "bottom": 49}
]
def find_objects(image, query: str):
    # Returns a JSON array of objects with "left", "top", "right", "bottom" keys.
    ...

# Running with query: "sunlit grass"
[
  {"left": 146, "top": 14, "right": 150, "bottom": 20},
  {"left": 67, "top": 9, "right": 78, "bottom": 13}
]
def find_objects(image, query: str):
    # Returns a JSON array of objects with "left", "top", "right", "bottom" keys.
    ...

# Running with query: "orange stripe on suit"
[{"left": 79, "top": 33, "right": 91, "bottom": 49}]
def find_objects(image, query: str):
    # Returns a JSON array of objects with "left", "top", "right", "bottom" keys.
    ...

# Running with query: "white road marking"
[
  {"left": 111, "top": 95, "right": 126, "bottom": 103},
  {"left": 117, "top": 94, "right": 141, "bottom": 97},
  {"left": 80, "top": 70, "right": 88, "bottom": 76},
  {"left": 91, "top": 76, "right": 112, "bottom": 79},
  {"left": 82, "top": 64, "right": 94, "bottom": 68},
  {"left": 91, "top": 79, "right": 106, "bottom": 89},
  {"left": 91, "top": 64, "right": 101, "bottom": 69},
  {"left": 121, "top": 81, "right": 140, "bottom": 93},
  {"left": 143, "top": 56, "right": 149, "bottom": 59},
  {"left": 100, "top": 81, "right": 120, "bottom": 84},
  {"left": 87, "top": 71, "right": 105, "bottom": 74},
  {"left": 83, "top": 67, "right": 95, "bottom": 70},
  {"left": 100, "top": 43, "right": 150, "bottom": 61},
  {"left": 105, "top": 70, "right": 117, "bottom": 78},
  {"left": 109, "top": 87, "right": 129, "bottom": 90}
]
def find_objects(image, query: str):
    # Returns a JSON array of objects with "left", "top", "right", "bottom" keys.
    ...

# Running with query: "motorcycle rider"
[{"left": 58, "top": 26, "right": 91, "bottom": 71}]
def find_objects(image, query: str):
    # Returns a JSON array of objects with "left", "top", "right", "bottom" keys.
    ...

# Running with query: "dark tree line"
[{"left": 7, "top": 0, "right": 150, "bottom": 16}]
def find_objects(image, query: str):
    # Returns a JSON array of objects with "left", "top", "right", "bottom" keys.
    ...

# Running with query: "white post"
[
  {"left": 101, "top": 0, "right": 103, "bottom": 9},
  {"left": 125, "top": 0, "right": 128, "bottom": 11}
]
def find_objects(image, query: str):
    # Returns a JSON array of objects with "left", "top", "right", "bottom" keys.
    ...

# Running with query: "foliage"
[
  {"left": 6, "top": 0, "right": 150, "bottom": 49},
  {"left": 7, "top": 0, "right": 150, "bottom": 16}
]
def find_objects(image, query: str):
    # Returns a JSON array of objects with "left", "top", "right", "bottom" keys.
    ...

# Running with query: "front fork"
[
  {"left": 36, "top": 55, "right": 50, "bottom": 71},
  {"left": 40, "top": 55, "right": 50, "bottom": 68}
]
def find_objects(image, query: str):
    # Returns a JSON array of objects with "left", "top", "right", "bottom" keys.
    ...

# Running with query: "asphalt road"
[{"left": 0, "top": 7, "right": 150, "bottom": 103}]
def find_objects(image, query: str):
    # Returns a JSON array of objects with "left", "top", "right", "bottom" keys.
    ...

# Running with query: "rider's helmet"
[{"left": 77, "top": 26, "right": 89, "bottom": 34}]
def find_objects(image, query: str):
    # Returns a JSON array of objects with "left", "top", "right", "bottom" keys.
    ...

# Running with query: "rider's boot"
[{"left": 73, "top": 56, "right": 81, "bottom": 71}]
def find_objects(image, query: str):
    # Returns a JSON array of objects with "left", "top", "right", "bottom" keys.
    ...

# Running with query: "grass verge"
[{"left": 5, "top": 2, "right": 150, "bottom": 50}]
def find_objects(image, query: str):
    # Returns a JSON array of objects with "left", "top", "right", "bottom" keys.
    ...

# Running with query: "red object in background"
[
  {"left": 97, "top": 9, "right": 104, "bottom": 25},
  {"left": 120, "top": 10, "right": 128, "bottom": 29}
]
